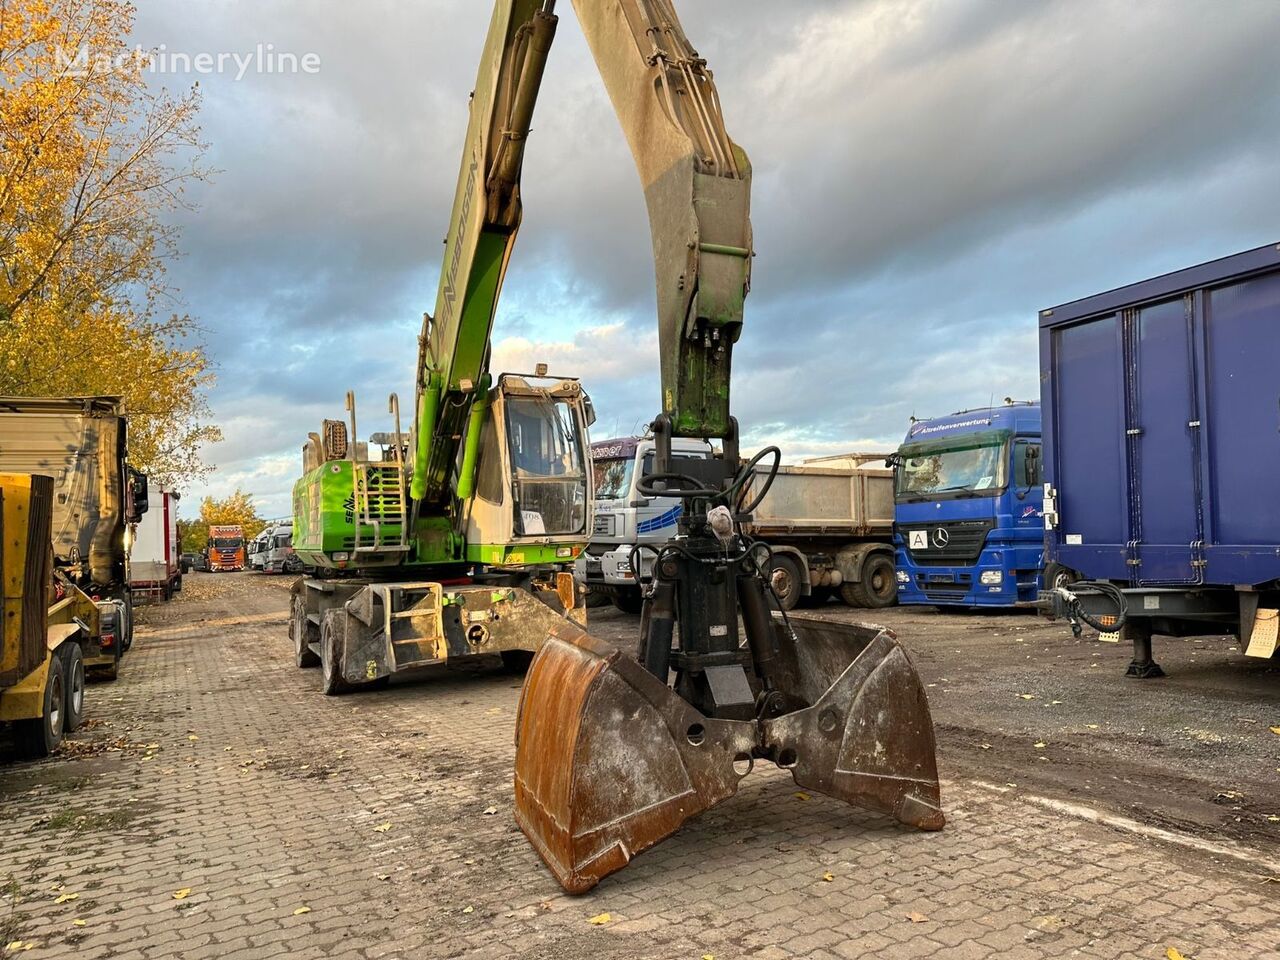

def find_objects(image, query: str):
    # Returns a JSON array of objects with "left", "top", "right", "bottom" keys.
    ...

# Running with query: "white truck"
[
  {"left": 262, "top": 519, "right": 296, "bottom": 574},
  {"left": 578, "top": 438, "right": 898, "bottom": 612},
  {"left": 129, "top": 487, "right": 181, "bottom": 601}
]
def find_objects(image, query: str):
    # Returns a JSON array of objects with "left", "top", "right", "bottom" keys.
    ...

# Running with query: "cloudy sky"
[{"left": 131, "top": 0, "right": 1280, "bottom": 517}]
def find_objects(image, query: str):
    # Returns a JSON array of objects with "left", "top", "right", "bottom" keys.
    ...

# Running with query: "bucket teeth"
[{"left": 514, "top": 615, "right": 943, "bottom": 894}]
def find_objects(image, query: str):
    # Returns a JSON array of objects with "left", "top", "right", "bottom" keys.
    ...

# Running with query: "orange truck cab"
[{"left": 207, "top": 524, "right": 246, "bottom": 572}]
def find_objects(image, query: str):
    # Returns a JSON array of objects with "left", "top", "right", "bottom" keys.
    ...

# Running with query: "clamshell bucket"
[{"left": 514, "top": 613, "right": 943, "bottom": 894}]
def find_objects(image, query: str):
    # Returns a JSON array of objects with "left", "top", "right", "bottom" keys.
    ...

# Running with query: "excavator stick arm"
[{"left": 570, "top": 0, "right": 752, "bottom": 439}]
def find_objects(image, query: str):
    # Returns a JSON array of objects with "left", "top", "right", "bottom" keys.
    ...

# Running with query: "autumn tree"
[{"left": 0, "top": 0, "right": 220, "bottom": 486}]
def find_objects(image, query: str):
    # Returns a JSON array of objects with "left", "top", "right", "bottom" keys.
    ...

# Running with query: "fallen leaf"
[
  {"left": 375, "top": 873, "right": 390, "bottom": 881},
  {"left": 5, "top": 942, "right": 32, "bottom": 953},
  {"left": 1034, "top": 742, "right": 1047, "bottom": 749},
  {"left": 822, "top": 872, "right": 835, "bottom": 882},
  {"left": 979, "top": 743, "right": 991, "bottom": 750},
  {"left": 462, "top": 906, "right": 474, "bottom": 915},
  {"left": 187, "top": 735, "right": 199, "bottom": 741},
  {"left": 71, "top": 920, "right": 87, "bottom": 927},
  {"left": 793, "top": 792, "right": 810, "bottom": 801},
  {"left": 703, "top": 955, "right": 715, "bottom": 960},
  {"left": 483, "top": 806, "right": 498, "bottom": 816},
  {"left": 1087, "top": 724, "right": 1100, "bottom": 730},
  {"left": 1270, "top": 727, "right": 1280, "bottom": 736},
  {"left": 373, "top": 822, "right": 392, "bottom": 833},
  {"left": 1050, "top": 700, "right": 1063, "bottom": 705},
  {"left": 1018, "top": 694, "right": 1035, "bottom": 700},
  {"left": 293, "top": 906, "right": 311, "bottom": 916},
  {"left": 589, "top": 913, "right": 611, "bottom": 925},
  {"left": 906, "top": 912, "right": 929, "bottom": 923},
  {"left": 173, "top": 888, "right": 192, "bottom": 900},
  {"left": 1167, "top": 949, "right": 1189, "bottom": 960},
  {"left": 54, "top": 892, "right": 78, "bottom": 904},
  {"left": 1267, "top": 816, "right": 1279, "bottom": 823}
]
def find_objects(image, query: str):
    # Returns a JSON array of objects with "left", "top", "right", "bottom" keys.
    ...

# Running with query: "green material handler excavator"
[{"left": 293, "top": 0, "right": 946, "bottom": 892}]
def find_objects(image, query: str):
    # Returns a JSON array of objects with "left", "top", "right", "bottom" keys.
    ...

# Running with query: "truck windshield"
[
  {"left": 210, "top": 538, "right": 242, "bottom": 549},
  {"left": 895, "top": 436, "right": 1009, "bottom": 502},
  {"left": 506, "top": 395, "right": 587, "bottom": 536},
  {"left": 594, "top": 458, "right": 635, "bottom": 501}
]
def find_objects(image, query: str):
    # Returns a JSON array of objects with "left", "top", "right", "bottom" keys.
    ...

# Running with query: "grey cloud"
[{"left": 127, "top": 1, "right": 1280, "bottom": 511}]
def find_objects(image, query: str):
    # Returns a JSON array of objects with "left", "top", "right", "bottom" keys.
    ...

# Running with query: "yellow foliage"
[{"left": 0, "top": 0, "right": 218, "bottom": 486}]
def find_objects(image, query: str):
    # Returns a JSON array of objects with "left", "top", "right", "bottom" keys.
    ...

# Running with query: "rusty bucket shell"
[{"left": 513, "top": 614, "right": 943, "bottom": 894}]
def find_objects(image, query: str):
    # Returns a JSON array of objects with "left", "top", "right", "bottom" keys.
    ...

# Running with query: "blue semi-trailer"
[
  {"left": 1038, "top": 241, "right": 1280, "bottom": 677},
  {"left": 892, "top": 403, "right": 1044, "bottom": 607}
]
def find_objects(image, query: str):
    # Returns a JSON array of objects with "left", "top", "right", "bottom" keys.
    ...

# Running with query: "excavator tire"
[
  {"left": 320, "top": 610, "right": 350, "bottom": 696},
  {"left": 291, "top": 588, "right": 320, "bottom": 668}
]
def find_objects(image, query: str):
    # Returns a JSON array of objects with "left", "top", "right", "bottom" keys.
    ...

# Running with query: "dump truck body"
[
  {"left": 1039, "top": 241, "right": 1280, "bottom": 667},
  {"left": 739, "top": 456, "right": 897, "bottom": 610},
  {"left": 0, "top": 397, "right": 140, "bottom": 668},
  {"left": 1, "top": 473, "right": 104, "bottom": 757}
]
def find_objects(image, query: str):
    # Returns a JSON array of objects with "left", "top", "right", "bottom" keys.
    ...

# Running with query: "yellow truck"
[{"left": 0, "top": 473, "right": 104, "bottom": 758}]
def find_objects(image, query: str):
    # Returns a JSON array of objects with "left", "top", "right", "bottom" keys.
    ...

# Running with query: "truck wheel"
[
  {"left": 611, "top": 590, "right": 644, "bottom": 615},
  {"left": 840, "top": 554, "right": 898, "bottom": 608},
  {"left": 15, "top": 654, "right": 66, "bottom": 759},
  {"left": 61, "top": 643, "right": 86, "bottom": 733},
  {"left": 320, "top": 610, "right": 349, "bottom": 696},
  {"left": 768, "top": 555, "right": 803, "bottom": 612},
  {"left": 292, "top": 592, "right": 321, "bottom": 668},
  {"left": 119, "top": 596, "right": 134, "bottom": 653},
  {"left": 1043, "top": 562, "right": 1079, "bottom": 592}
]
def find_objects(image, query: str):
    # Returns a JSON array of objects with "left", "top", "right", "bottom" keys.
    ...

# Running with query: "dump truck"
[
  {"left": 740, "top": 453, "right": 897, "bottom": 610},
  {"left": 1, "top": 473, "right": 113, "bottom": 757},
  {"left": 1038, "top": 241, "right": 1280, "bottom": 675},
  {"left": 362, "top": 0, "right": 943, "bottom": 895},
  {"left": 0, "top": 397, "right": 146, "bottom": 673},
  {"left": 130, "top": 486, "right": 181, "bottom": 602},
  {"left": 582, "top": 438, "right": 897, "bottom": 611}
]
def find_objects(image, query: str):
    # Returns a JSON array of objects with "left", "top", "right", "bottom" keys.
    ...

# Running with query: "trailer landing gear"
[{"left": 1123, "top": 625, "right": 1164, "bottom": 679}]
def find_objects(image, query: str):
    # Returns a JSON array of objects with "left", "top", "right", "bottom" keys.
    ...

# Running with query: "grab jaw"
[{"left": 514, "top": 614, "right": 943, "bottom": 894}]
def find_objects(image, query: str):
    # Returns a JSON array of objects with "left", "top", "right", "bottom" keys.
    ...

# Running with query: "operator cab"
[{"left": 465, "top": 372, "right": 594, "bottom": 566}]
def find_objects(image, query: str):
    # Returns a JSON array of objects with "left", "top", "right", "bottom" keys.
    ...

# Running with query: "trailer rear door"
[{"left": 1130, "top": 297, "right": 1203, "bottom": 584}]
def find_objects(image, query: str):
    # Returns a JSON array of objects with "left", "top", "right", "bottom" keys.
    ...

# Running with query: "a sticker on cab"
[{"left": 908, "top": 530, "right": 929, "bottom": 550}]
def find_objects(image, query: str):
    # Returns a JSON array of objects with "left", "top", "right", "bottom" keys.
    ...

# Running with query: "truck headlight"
[
  {"left": 332, "top": 551, "right": 349, "bottom": 561},
  {"left": 896, "top": 570, "right": 909, "bottom": 585},
  {"left": 556, "top": 546, "right": 574, "bottom": 558},
  {"left": 980, "top": 570, "right": 1004, "bottom": 586}
]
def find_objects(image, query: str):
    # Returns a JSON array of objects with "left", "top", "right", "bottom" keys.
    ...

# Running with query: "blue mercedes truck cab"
[{"left": 892, "top": 402, "right": 1044, "bottom": 607}]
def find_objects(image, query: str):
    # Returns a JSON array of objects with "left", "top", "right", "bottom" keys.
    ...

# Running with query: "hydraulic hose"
[{"left": 1055, "top": 580, "right": 1129, "bottom": 635}]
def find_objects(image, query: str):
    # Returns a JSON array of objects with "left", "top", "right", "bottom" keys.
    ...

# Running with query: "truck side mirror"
[
  {"left": 582, "top": 392, "right": 597, "bottom": 428},
  {"left": 127, "top": 468, "right": 149, "bottom": 520}
]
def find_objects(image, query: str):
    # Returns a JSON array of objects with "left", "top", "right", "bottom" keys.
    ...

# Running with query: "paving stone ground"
[{"left": 0, "top": 574, "right": 1276, "bottom": 959}]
